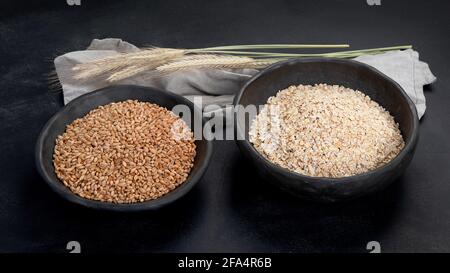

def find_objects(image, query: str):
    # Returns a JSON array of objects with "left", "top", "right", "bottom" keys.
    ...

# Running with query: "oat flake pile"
[
  {"left": 53, "top": 100, "right": 196, "bottom": 203},
  {"left": 249, "top": 84, "right": 405, "bottom": 178}
]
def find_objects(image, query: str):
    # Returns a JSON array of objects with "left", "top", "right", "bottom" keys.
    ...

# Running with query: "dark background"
[{"left": 1, "top": 0, "right": 449, "bottom": 253}]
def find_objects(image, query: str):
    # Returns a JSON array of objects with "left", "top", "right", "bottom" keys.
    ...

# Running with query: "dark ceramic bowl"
[
  {"left": 234, "top": 58, "right": 419, "bottom": 202},
  {"left": 36, "top": 85, "right": 213, "bottom": 211}
]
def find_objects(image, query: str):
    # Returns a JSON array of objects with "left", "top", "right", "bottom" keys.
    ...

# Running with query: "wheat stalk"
[
  {"left": 192, "top": 44, "right": 350, "bottom": 51},
  {"left": 66, "top": 44, "right": 412, "bottom": 84},
  {"left": 198, "top": 45, "right": 412, "bottom": 58}
]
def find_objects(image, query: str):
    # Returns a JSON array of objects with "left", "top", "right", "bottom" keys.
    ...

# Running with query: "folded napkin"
[{"left": 54, "top": 38, "right": 436, "bottom": 119}]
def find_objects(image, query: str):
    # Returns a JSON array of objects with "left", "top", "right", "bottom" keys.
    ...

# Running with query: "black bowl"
[
  {"left": 36, "top": 85, "right": 213, "bottom": 211},
  {"left": 234, "top": 58, "right": 419, "bottom": 202}
]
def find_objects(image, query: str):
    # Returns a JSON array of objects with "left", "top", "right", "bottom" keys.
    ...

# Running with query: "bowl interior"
[
  {"left": 36, "top": 85, "right": 212, "bottom": 211},
  {"left": 236, "top": 58, "right": 416, "bottom": 147}
]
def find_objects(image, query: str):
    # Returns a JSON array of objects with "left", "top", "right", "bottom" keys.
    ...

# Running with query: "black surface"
[
  {"left": 36, "top": 85, "right": 213, "bottom": 211},
  {"left": 235, "top": 58, "right": 419, "bottom": 202},
  {"left": 0, "top": 0, "right": 449, "bottom": 252}
]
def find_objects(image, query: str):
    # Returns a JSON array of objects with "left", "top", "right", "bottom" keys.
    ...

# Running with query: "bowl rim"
[
  {"left": 35, "top": 85, "right": 213, "bottom": 211},
  {"left": 233, "top": 57, "right": 419, "bottom": 183}
]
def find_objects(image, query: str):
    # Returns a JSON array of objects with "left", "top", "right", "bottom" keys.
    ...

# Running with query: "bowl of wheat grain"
[
  {"left": 234, "top": 58, "right": 419, "bottom": 202},
  {"left": 36, "top": 85, "right": 213, "bottom": 211}
]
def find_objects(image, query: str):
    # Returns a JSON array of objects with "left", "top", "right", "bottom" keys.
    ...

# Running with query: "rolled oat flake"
[{"left": 249, "top": 84, "right": 405, "bottom": 178}]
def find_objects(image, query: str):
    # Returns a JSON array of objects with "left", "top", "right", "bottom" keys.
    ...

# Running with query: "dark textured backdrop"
[{"left": 1, "top": 0, "right": 449, "bottom": 253}]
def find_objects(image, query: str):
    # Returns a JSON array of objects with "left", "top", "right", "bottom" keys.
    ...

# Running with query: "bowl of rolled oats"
[
  {"left": 234, "top": 58, "right": 419, "bottom": 202},
  {"left": 36, "top": 85, "right": 213, "bottom": 211}
]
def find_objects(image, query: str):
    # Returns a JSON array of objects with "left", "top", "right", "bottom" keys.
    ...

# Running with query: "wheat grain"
[{"left": 53, "top": 100, "right": 196, "bottom": 203}]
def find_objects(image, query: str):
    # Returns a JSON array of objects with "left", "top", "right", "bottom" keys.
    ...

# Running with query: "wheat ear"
[
  {"left": 155, "top": 54, "right": 272, "bottom": 73},
  {"left": 72, "top": 48, "right": 185, "bottom": 80}
]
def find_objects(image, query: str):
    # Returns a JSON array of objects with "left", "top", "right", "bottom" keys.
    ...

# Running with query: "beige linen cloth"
[{"left": 54, "top": 38, "right": 436, "bottom": 119}]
